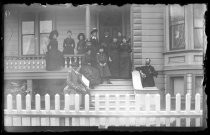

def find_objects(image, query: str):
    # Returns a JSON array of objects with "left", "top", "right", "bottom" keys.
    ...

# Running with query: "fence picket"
[
  {"left": 176, "top": 93, "right": 181, "bottom": 112},
  {"left": 166, "top": 93, "right": 171, "bottom": 112},
  {"left": 75, "top": 94, "right": 80, "bottom": 112},
  {"left": 16, "top": 94, "right": 22, "bottom": 112},
  {"left": 116, "top": 95, "right": 120, "bottom": 112},
  {"left": 155, "top": 94, "right": 160, "bottom": 112},
  {"left": 135, "top": 94, "right": 140, "bottom": 112},
  {"left": 145, "top": 94, "right": 150, "bottom": 112},
  {"left": 45, "top": 94, "right": 50, "bottom": 112},
  {"left": 85, "top": 94, "right": 89, "bottom": 112},
  {"left": 125, "top": 94, "right": 130, "bottom": 112},
  {"left": 35, "top": 94, "right": 40, "bottom": 112},
  {"left": 186, "top": 118, "right": 191, "bottom": 127},
  {"left": 95, "top": 94, "right": 99, "bottom": 112},
  {"left": 7, "top": 94, "right": 13, "bottom": 111},
  {"left": 26, "top": 94, "right": 31, "bottom": 111},
  {"left": 105, "top": 94, "right": 109, "bottom": 112},
  {"left": 55, "top": 94, "right": 60, "bottom": 111},
  {"left": 185, "top": 93, "right": 191, "bottom": 113},
  {"left": 195, "top": 93, "right": 201, "bottom": 127},
  {"left": 65, "top": 94, "right": 70, "bottom": 112}
]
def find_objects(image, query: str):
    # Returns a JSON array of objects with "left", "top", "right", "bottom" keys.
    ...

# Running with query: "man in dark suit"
[{"left": 135, "top": 58, "right": 158, "bottom": 87}]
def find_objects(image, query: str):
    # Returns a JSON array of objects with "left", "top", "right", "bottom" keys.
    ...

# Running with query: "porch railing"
[
  {"left": 4, "top": 93, "right": 203, "bottom": 128},
  {"left": 4, "top": 55, "right": 84, "bottom": 72}
]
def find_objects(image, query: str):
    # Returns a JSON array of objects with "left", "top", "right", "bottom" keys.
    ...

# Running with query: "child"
[{"left": 96, "top": 47, "right": 112, "bottom": 84}]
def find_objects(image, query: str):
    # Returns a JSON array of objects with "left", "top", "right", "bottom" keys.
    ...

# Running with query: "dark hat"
[
  {"left": 90, "top": 28, "right": 98, "bottom": 35},
  {"left": 77, "top": 33, "right": 85, "bottom": 40},
  {"left": 49, "top": 30, "right": 59, "bottom": 40}
]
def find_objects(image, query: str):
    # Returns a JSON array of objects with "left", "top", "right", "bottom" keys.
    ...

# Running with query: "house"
[{"left": 4, "top": 4, "right": 206, "bottom": 100}]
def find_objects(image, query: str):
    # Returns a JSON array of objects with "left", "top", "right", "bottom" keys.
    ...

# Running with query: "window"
[
  {"left": 169, "top": 5, "right": 185, "bottom": 50},
  {"left": 171, "top": 76, "right": 185, "bottom": 96},
  {"left": 193, "top": 76, "right": 203, "bottom": 96},
  {"left": 21, "top": 11, "right": 53, "bottom": 56},
  {"left": 193, "top": 4, "right": 205, "bottom": 49},
  {"left": 39, "top": 12, "right": 53, "bottom": 54},
  {"left": 21, "top": 13, "right": 35, "bottom": 55}
]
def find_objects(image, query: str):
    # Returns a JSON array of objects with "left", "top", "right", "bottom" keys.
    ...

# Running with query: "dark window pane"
[
  {"left": 194, "top": 28, "right": 203, "bottom": 49},
  {"left": 22, "top": 21, "right": 34, "bottom": 34},
  {"left": 22, "top": 35, "right": 35, "bottom": 55},
  {"left": 40, "top": 34, "right": 50, "bottom": 54},
  {"left": 170, "top": 24, "right": 185, "bottom": 50}
]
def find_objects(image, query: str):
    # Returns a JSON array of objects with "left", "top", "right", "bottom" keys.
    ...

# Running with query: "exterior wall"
[
  {"left": 4, "top": 7, "right": 19, "bottom": 56},
  {"left": 131, "top": 4, "right": 165, "bottom": 90},
  {"left": 55, "top": 8, "right": 86, "bottom": 53}
]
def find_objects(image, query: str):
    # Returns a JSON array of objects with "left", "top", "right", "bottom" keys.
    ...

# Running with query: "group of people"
[{"left": 45, "top": 28, "right": 132, "bottom": 89}]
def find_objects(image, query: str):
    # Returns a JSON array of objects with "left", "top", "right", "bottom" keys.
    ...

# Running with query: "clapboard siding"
[
  {"left": 56, "top": 9, "right": 86, "bottom": 51},
  {"left": 133, "top": 29, "right": 164, "bottom": 36},
  {"left": 131, "top": 5, "right": 164, "bottom": 88},
  {"left": 133, "top": 36, "right": 163, "bottom": 42},
  {"left": 133, "top": 13, "right": 163, "bottom": 19},
  {"left": 4, "top": 9, "right": 19, "bottom": 56},
  {"left": 133, "top": 24, "right": 164, "bottom": 30},
  {"left": 132, "top": 7, "right": 163, "bottom": 13},
  {"left": 133, "top": 18, "right": 163, "bottom": 24}
]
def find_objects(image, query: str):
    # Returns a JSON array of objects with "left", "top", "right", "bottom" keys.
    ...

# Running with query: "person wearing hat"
[
  {"left": 80, "top": 49, "right": 102, "bottom": 89},
  {"left": 108, "top": 37, "right": 120, "bottom": 78},
  {"left": 90, "top": 28, "right": 99, "bottom": 58},
  {"left": 96, "top": 47, "right": 112, "bottom": 84},
  {"left": 77, "top": 33, "right": 86, "bottom": 54},
  {"left": 45, "top": 30, "right": 65, "bottom": 71},
  {"left": 63, "top": 30, "right": 75, "bottom": 55}
]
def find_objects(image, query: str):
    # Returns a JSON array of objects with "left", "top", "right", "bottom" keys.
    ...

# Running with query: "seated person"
[
  {"left": 80, "top": 49, "right": 102, "bottom": 89},
  {"left": 135, "top": 58, "right": 158, "bottom": 87},
  {"left": 96, "top": 47, "right": 112, "bottom": 84},
  {"left": 63, "top": 64, "right": 93, "bottom": 107}
]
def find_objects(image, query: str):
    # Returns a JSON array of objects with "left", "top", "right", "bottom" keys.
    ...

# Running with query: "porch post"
[
  {"left": 86, "top": 5, "right": 90, "bottom": 40},
  {"left": 186, "top": 73, "right": 193, "bottom": 95}
]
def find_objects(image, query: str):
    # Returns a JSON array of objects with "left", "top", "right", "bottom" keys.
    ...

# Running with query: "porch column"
[
  {"left": 186, "top": 73, "right": 193, "bottom": 95},
  {"left": 86, "top": 5, "right": 90, "bottom": 40}
]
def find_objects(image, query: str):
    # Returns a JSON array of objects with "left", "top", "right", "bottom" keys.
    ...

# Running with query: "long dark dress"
[
  {"left": 109, "top": 42, "right": 120, "bottom": 78},
  {"left": 63, "top": 37, "right": 75, "bottom": 54},
  {"left": 119, "top": 43, "right": 132, "bottom": 78},
  {"left": 80, "top": 53, "right": 101, "bottom": 86},
  {"left": 101, "top": 36, "right": 111, "bottom": 56},
  {"left": 96, "top": 52, "right": 111, "bottom": 78},
  {"left": 77, "top": 40, "right": 86, "bottom": 54},
  {"left": 45, "top": 39, "right": 64, "bottom": 71},
  {"left": 135, "top": 65, "right": 158, "bottom": 87},
  {"left": 90, "top": 37, "right": 99, "bottom": 57}
]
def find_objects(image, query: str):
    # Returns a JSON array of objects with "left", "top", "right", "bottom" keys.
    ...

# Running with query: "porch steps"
[{"left": 90, "top": 79, "right": 134, "bottom": 95}]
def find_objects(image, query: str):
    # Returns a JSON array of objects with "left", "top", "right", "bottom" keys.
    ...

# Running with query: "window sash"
[{"left": 22, "top": 35, "right": 35, "bottom": 55}]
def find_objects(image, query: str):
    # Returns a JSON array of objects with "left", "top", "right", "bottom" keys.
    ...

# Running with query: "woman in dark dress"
[
  {"left": 119, "top": 37, "right": 132, "bottom": 78},
  {"left": 90, "top": 28, "right": 99, "bottom": 58},
  {"left": 109, "top": 37, "right": 120, "bottom": 78},
  {"left": 80, "top": 49, "right": 102, "bottom": 89},
  {"left": 45, "top": 30, "right": 64, "bottom": 71},
  {"left": 77, "top": 33, "right": 86, "bottom": 54},
  {"left": 63, "top": 30, "right": 75, "bottom": 54}
]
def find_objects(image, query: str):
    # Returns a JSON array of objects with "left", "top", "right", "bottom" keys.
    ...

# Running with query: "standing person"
[
  {"left": 63, "top": 30, "right": 75, "bottom": 54},
  {"left": 100, "top": 31, "right": 111, "bottom": 56},
  {"left": 80, "top": 49, "right": 102, "bottom": 89},
  {"left": 85, "top": 40, "right": 97, "bottom": 67},
  {"left": 45, "top": 30, "right": 64, "bottom": 71},
  {"left": 77, "top": 33, "right": 86, "bottom": 54},
  {"left": 96, "top": 47, "right": 112, "bottom": 84},
  {"left": 109, "top": 37, "right": 120, "bottom": 78},
  {"left": 119, "top": 37, "right": 132, "bottom": 78},
  {"left": 135, "top": 58, "right": 158, "bottom": 87},
  {"left": 90, "top": 28, "right": 99, "bottom": 58}
]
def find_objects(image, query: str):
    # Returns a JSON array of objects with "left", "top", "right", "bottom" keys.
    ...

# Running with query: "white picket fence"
[{"left": 4, "top": 93, "right": 203, "bottom": 128}]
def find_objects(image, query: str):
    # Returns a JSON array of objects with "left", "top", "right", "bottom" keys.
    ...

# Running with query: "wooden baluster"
[
  {"left": 69, "top": 57, "right": 72, "bottom": 68},
  {"left": 28, "top": 57, "right": 31, "bottom": 70},
  {"left": 19, "top": 57, "right": 22, "bottom": 71},
  {"left": 10, "top": 58, "right": 13, "bottom": 71},
  {"left": 23, "top": 57, "right": 26, "bottom": 70},
  {"left": 33, "top": 57, "right": 36, "bottom": 70},
  {"left": 78, "top": 56, "right": 82, "bottom": 67},
  {"left": 5, "top": 58, "right": 9, "bottom": 70},
  {"left": 37, "top": 57, "right": 40, "bottom": 69},
  {"left": 64, "top": 56, "right": 68, "bottom": 68},
  {"left": 14, "top": 58, "right": 17, "bottom": 70}
]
